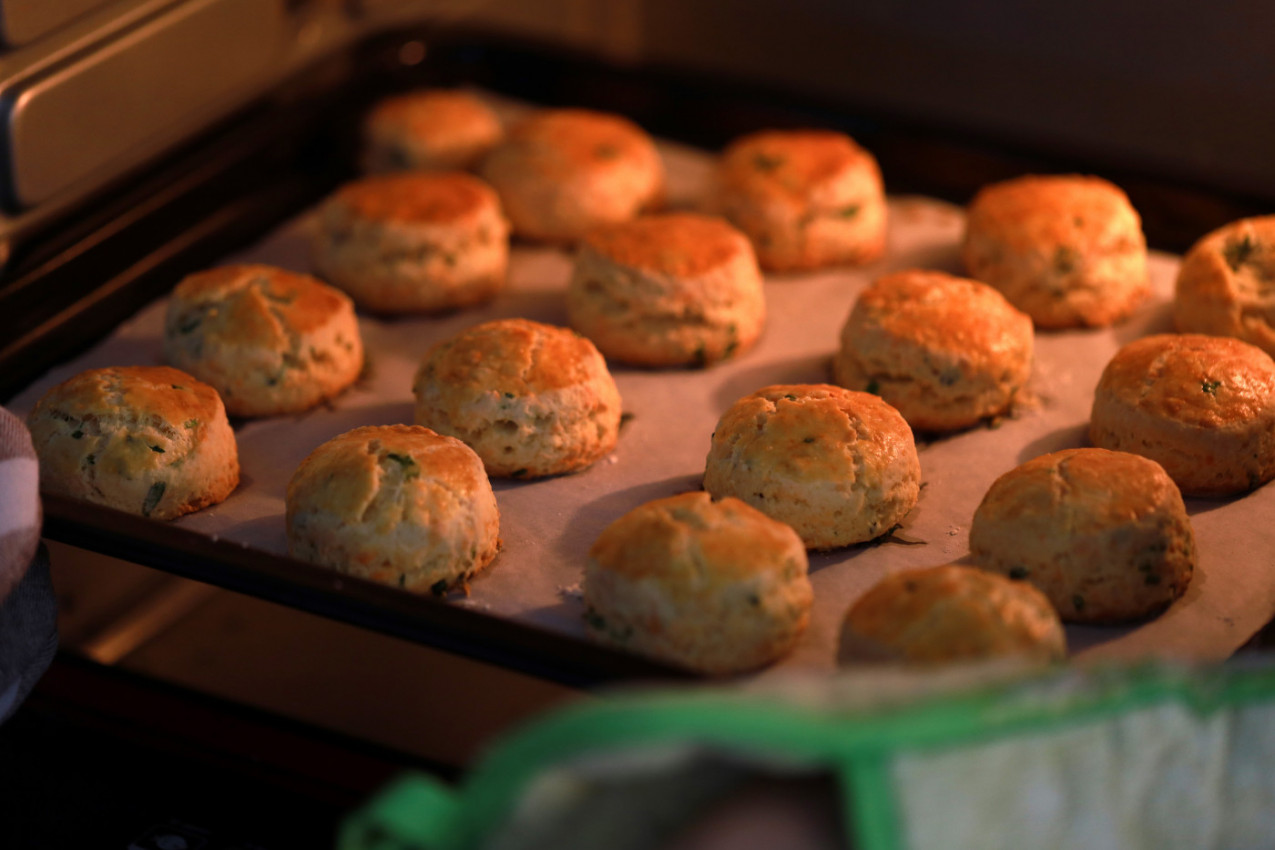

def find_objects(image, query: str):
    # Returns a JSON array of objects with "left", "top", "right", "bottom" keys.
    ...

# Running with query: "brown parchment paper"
[{"left": 11, "top": 127, "right": 1275, "bottom": 677}]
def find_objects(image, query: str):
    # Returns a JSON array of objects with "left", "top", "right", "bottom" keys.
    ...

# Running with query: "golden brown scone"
[
  {"left": 26, "top": 366, "right": 238, "bottom": 520},
  {"left": 567, "top": 213, "right": 766, "bottom": 367},
  {"left": 1174, "top": 215, "right": 1275, "bottom": 356},
  {"left": 1089, "top": 333, "right": 1275, "bottom": 496},
  {"left": 583, "top": 491, "right": 812, "bottom": 675},
  {"left": 477, "top": 108, "right": 664, "bottom": 243},
  {"left": 970, "top": 448, "right": 1196, "bottom": 623},
  {"left": 709, "top": 129, "right": 886, "bottom": 272},
  {"left": 163, "top": 264, "right": 363, "bottom": 417},
  {"left": 311, "top": 171, "right": 508, "bottom": 314},
  {"left": 962, "top": 174, "right": 1148, "bottom": 328},
  {"left": 361, "top": 89, "right": 502, "bottom": 173},
  {"left": 413, "top": 318, "right": 623, "bottom": 478},
  {"left": 833, "top": 269, "right": 1033, "bottom": 431},
  {"left": 839, "top": 564, "right": 1066, "bottom": 666},
  {"left": 286, "top": 425, "right": 500, "bottom": 594},
  {"left": 703, "top": 384, "right": 921, "bottom": 549}
]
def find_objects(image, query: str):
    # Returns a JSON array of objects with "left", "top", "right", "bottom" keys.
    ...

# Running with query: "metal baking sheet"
[{"left": 12, "top": 117, "right": 1275, "bottom": 678}]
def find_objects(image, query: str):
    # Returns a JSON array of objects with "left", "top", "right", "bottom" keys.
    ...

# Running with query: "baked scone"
[
  {"left": 583, "top": 491, "right": 812, "bottom": 675},
  {"left": 970, "top": 448, "right": 1196, "bottom": 623},
  {"left": 566, "top": 213, "right": 766, "bottom": 367},
  {"left": 961, "top": 174, "right": 1148, "bottom": 328},
  {"left": 477, "top": 108, "right": 664, "bottom": 243},
  {"left": 1174, "top": 215, "right": 1275, "bottom": 356},
  {"left": 838, "top": 564, "right": 1066, "bottom": 666},
  {"left": 412, "top": 318, "right": 623, "bottom": 478},
  {"left": 361, "top": 89, "right": 502, "bottom": 173},
  {"left": 833, "top": 269, "right": 1033, "bottom": 431},
  {"left": 286, "top": 425, "right": 500, "bottom": 594},
  {"left": 311, "top": 171, "right": 508, "bottom": 314},
  {"left": 26, "top": 366, "right": 238, "bottom": 520},
  {"left": 703, "top": 384, "right": 921, "bottom": 549},
  {"left": 710, "top": 129, "right": 886, "bottom": 272},
  {"left": 163, "top": 264, "right": 363, "bottom": 417},
  {"left": 1089, "top": 333, "right": 1275, "bottom": 496}
]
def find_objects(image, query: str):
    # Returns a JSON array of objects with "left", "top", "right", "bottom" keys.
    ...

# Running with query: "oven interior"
[{"left": 3, "top": 3, "right": 1275, "bottom": 847}]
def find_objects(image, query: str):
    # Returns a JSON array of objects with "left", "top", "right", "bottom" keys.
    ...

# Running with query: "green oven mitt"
[{"left": 340, "top": 659, "right": 1275, "bottom": 850}]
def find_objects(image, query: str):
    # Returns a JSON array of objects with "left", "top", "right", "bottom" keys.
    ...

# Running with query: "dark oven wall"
[{"left": 466, "top": 0, "right": 1275, "bottom": 203}]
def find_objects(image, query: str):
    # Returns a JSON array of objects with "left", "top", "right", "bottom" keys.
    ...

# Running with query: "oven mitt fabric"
[
  {"left": 0, "top": 406, "right": 57, "bottom": 724},
  {"left": 340, "top": 658, "right": 1275, "bottom": 850}
]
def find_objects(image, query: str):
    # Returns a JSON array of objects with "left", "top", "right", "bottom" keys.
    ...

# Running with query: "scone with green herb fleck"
[
  {"left": 311, "top": 171, "right": 508, "bottom": 313},
  {"left": 704, "top": 384, "right": 920, "bottom": 550},
  {"left": 163, "top": 264, "right": 363, "bottom": 417},
  {"left": 709, "top": 129, "right": 886, "bottom": 272},
  {"left": 970, "top": 448, "right": 1195, "bottom": 623},
  {"left": 583, "top": 491, "right": 812, "bottom": 675},
  {"left": 27, "top": 366, "right": 238, "bottom": 520},
  {"left": 478, "top": 108, "right": 664, "bottom": 243},
  {"left": 962, "top": 174, "right": 1148, "bottom": 328},
  {"left": 413, "top": 318, "right": 622, "bottom": 478},
  {"left": 1174, "top": 215, "right": 1275, "bottom": 356},
  {"left": 834, "top": 268, "right": 1033, "bottom": 431},
  {"left": 1089, "top": 333, "right": 1275, "bottom": 496},
  {"left": 567, "top": 213, "right": 765, "bottom": 367},
  {"left": 361, "top": 89, "right": 502, "bottom": 174},
  {"left": 839, "top": 564, "right": 1066, "bottom": 666},
  {"left": 286, "top": 425, "right": 500, "bottom": 595}
]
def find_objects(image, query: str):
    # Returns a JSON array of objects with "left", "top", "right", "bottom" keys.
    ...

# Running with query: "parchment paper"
[{"left": 12, "top": 131, "right": 1275, "bottom": 676}]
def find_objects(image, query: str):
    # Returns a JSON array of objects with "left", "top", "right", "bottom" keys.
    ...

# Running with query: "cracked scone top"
[
  {"left": 1174, "top": 215, "right": 1275, "bottom": 357},
  {"left": 839, "top": 564, "right": 1066, "bottom": 666},
  {"left": 834, "top": 268, "right": 1034, "bottom": 431},
  {"left": 703, "top": 384, "right": 921, "bottom": 549},
  {"left": 412, "top": 318, "right": 623, "bottom": 478},
  {"left": 710, "top": 128, "right": 887, "bottom": 272},
  {"left": 567, "top": 212, "right": 766, "bottom": 367},
  {"left": 970, "top": 448, "right": 1196, "bottom": 623},
  {"left": 962, "top": 174, "right": 1148, "bottom": 328},
  {"left": 1089, "top": 333, "right": 1275, "bottom": 496},
  {"left": 583, "top": 491, "right": 813, "bottom": 675},
  {"left": 311, "top": 171, "right": 509, "bottom": 314},
  {"left": 163, "top": 264, "right": 364, "bottom": 417},
  {"left": 27, "top": 366, "right": 239, "bottom": 520},
  {"left": 286, "top": 425, "right": 500, "bottom": 594}
]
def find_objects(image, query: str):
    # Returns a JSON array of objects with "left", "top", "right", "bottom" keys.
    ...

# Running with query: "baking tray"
[{"left": 6, "top": 31, "right": 1275, "bottom": 686}]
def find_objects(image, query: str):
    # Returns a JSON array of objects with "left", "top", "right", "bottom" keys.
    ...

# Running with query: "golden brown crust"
[
  {"left": 1088, "top": 333, "right": 1275, "bottom": 496},
  {"left": 311, "top": 171, "right": 509, "bottom": 314},
  {"left": 27, "top": 366, "right": 239, "bottom": 520},
  {"left": 970, "top": 448, "right": 1196, "bottom": 623},
  {"left": 163, "top": 264, "right": 364, "bottom": 417},
  {"left": 703, "top": 384, "right": 921, "bottom": 549},
  {"left": 361, "top": 89, "right": 502, "bottom": 173},
  {"left": 583, "top": 491, "right": 812, "bottom": 675},
  {"left": 413, "top": 319, "right": 623, "bottom": 477},
  {"left": 1174, "top": 215, "right": 1275, "bottom": 357},
  {"left": 419, "top": 318, "right": 609, "bottom": 395},
  {"left": 962, "top": 174, "right": 1148, "bottom": 328},
  {"left": 833, "top": 269, "right": 1033, "bottom": 431},
  {"left": 478, "top": 108, "right": 665, "bottom": 242},
  {"left": 717, "top": 130, "right": 878, "bottom": 203},
  {"left": 567, "top": 213, "right": 766, "bottom": 367},
  {"left": 286, "top": 424, "right": 500, "bottom": 593},
  {"left": 839, "top": 564, "right": 1066, "bottom": 666},
  {"left": 711, "top": 129, "right": 887, "bottom": 272},
  {"left": 580, "top": 213, "right": 745, "bottom": 278},
  {"left": 330, "top": 172, "right": 497, "bottom": 225},
  {"left": 495, "top": 108, "right": 657, "bottom": 177}
]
